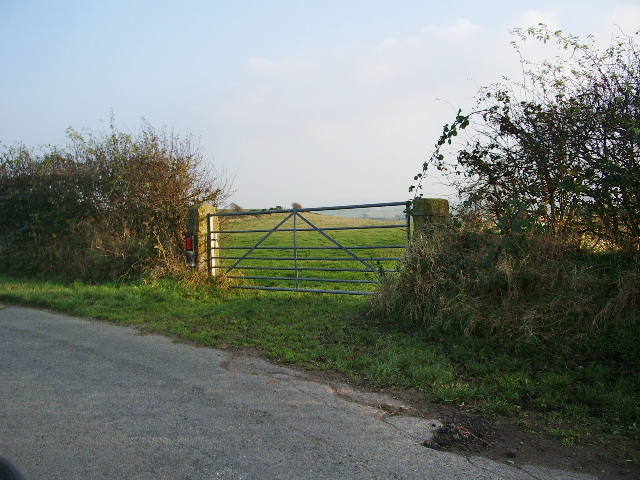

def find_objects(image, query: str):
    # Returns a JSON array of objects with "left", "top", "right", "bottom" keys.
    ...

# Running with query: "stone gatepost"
[
  {"left": 411, "top": 197, "right": 449, "bottom": 237},
  {"left": 187, "top": 202, "right": 219, "bottom": 275}
]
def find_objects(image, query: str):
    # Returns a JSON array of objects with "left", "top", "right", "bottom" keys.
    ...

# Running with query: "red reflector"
[{"left": 186, "top": 236, "right": 194, "bottom": 251}]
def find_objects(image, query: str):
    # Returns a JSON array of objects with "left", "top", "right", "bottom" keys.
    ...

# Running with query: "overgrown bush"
[
  {"left": 391, "top": 26, "right": 640, "bottom": 348},
  {"left": 0, "top": 120, "right": 230, "bottom": 281},
  {"left": 411, "top": 26, "right": 640, "bottom": 251},
  {"left": 371, "top": 218, "right": 639, "bottom": 343}
]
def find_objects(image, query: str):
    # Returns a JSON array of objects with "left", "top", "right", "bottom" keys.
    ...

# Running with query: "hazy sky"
[{"left": 1, "top": 1, "right": 638, "bottom": 208}]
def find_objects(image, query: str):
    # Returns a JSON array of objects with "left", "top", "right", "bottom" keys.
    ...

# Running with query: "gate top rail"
[{"left": 211, "top": 201, "right": 411, "bottom": 217}]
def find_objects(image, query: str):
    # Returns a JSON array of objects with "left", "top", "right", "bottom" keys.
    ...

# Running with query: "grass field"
[{"left": 214, "top": 209, "right": 410, "bottom": 293}]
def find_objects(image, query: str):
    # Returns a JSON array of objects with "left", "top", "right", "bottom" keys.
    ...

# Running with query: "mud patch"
[{"left": 422, "top": 415, "right": 492, "bottom": 453}]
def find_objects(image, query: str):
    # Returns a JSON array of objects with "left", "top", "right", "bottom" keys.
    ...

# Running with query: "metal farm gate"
[{"left": 207, "top": 202, "right": 412, "bottom": 295}]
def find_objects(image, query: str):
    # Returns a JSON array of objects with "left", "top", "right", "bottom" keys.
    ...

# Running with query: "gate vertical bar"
[
  {"left": 208, "top": 214, "right": 219, "bottom": 277},
  {"left": 293, "top": 211, "right": 299, "bottom": 289},
  {"left": 406, "top": 201, "right": 412, "bottom": 251}
]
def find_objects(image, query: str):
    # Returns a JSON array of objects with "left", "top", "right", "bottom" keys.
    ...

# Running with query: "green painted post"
[
  {"left": 411, "top": 198, "right": 449, "bottom": 237},
  {"left": 187, "top": 202, "right": 218, "bottom": 274}
]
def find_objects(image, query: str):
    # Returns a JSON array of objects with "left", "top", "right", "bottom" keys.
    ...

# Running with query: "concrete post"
[
  {"left": 411, "top": 198, "right": 449, "bottom": 237},
  {"left": 187, "top": 202, "right": 218, "bottom": 274}
]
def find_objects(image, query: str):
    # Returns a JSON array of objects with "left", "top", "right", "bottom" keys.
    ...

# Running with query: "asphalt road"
[{"left": 0, "top": 305, "right": 597, "bottom": 480}]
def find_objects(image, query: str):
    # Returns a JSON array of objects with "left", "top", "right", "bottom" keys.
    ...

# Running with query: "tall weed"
[{"left": 370, "top": 219, "right": 640, "bottom": 343}]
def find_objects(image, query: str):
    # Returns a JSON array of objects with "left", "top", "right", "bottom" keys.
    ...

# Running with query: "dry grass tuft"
[{"left": 370, "top": 219, "right": 640, "bottom": 342}]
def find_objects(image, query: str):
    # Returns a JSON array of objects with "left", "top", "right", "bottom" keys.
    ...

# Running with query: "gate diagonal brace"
[
  {"left": 225, "top": 212, "right": 295, "bottom": 273},
  {"left": 295, "top": 212, "right": 379, "bottom": 275}
]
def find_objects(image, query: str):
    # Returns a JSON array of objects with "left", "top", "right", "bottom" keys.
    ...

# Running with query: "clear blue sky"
[{"left": 1, "top": 1, "right": 638, "bottom": 208}]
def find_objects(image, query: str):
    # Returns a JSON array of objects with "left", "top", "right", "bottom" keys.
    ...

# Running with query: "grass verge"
[{"left": 0, "top": 273, "right": 637, "bottom": 463}]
